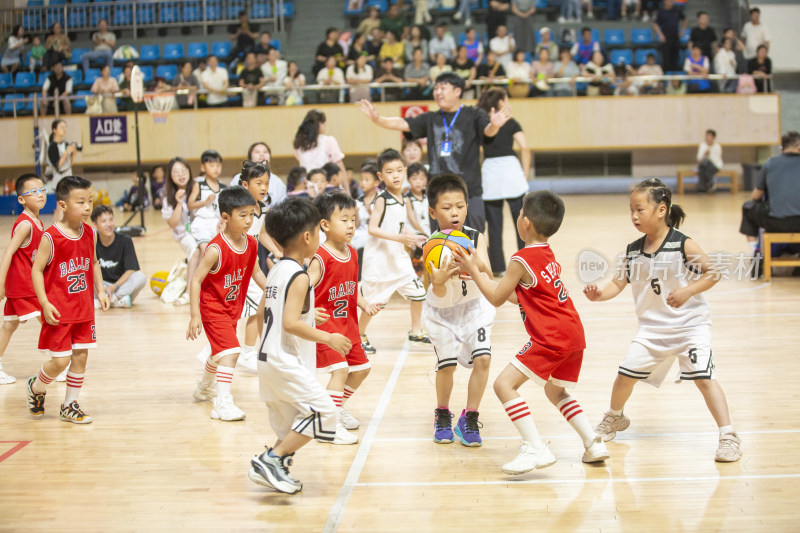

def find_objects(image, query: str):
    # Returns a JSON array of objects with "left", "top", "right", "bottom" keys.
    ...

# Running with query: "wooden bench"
[
  {"left": 676, "top": 169, "right": 739, "bottom": 195},
  {"left": 762, "top": 233, "right": 800, "bottom": 281}
]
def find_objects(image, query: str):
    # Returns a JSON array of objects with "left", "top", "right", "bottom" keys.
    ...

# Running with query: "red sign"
[{"left": 400, "top": 105, "right": 429, "bottom": 147}]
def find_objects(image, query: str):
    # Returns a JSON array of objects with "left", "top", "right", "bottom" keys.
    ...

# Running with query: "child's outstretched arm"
[
  {"left": 583, "top": 275, "right": 627, "bottom": 302},
  {"left": 32, "top": 235, "right": 59, "bottom": 325},
  {"left": 666, "top": 238, "right": 719, "bottom": 308},
  {"left": 368, "top": 195, "right": 426, "bottom": 249},
  {"left": 186, "top": 245, "right": 218, "bottom": 340},
  {"left": 357, "top": 293, "right": 383, "bottom": 316},
  {"left": 455, "top": 248, "right": 523, "bottom": 307},
  {"left": 284, "top": 274, "right": 351, "bottom": 355},
  {"left": 0, "top": 221, "right": 32, "bottom": 302}
]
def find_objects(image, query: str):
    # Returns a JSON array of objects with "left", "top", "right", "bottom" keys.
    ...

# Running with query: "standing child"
[
  {"left": 249, "top": 198, "right": 352, "bottom": 494},
  {"left": 424, "top": 174, "right": 496, "bottom": 446},
  {"left": 0, "top": 174, "right": 47, "bottom": 384},
  {"left": 405, "top": 163, "right": 431, "bottom": 236},
  {"left": 584, "top": 178, "right": 741, "bottom": 462},
  {"left": 187, "top": 187, "right": 267, "bottom": 421},
  {"left": 308, "top": 192, "right": 382, "bottom": 445},
  {"left": 457, "top": 190, "right": 610, "bottom": 474},
  {"left": 352, "top": 160, "right": 380, "bottom": 281},
  {"left": 27, "top": 176, "right": 110, "bottom": 424},
  {"left": 188, "top": 149, "right": 227, "bottom": 254},
  {"left": 359, "top": 149, "right": 429, "bottom": 353}
]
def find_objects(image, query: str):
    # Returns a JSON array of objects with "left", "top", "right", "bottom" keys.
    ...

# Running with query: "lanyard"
[{"left": 441, "top": 105, "right": 462, "bottom": 141}]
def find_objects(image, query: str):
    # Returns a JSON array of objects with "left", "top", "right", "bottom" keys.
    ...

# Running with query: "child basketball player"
[
  {"left": 457, "top": 191, "right": 610, "bottom": 474},
  {"left": 352, "top": 160, "right": 380, "bottom": 285},
  {"left": 187, "top": 187, "right": 267, "bottom": 422},
  {"left": 249, "top": 198, "right": 351, "bottom": 494},
  {"left": 424, "top": 174, "right": 495, "bottom": 446},
  {"left": 359, "top": 149, "right": 429, "bottom": 353},
  {"left": 583, "top": 178, "right": 741, "bottom": 462},
  {"left": 188, "top": 150, "right": 226, "bottom": 254},
  {"left": 27, "top": 176, "right": 110, "bottom": 424},
  {"left": 405, "top": 163, "right": 431, "bottom": 237},
  {"left": 0, "top": 174, "right": 47, "bottom": 384},
  {"left": 308, "top": 191, "right": 382, "bottom": 445}
]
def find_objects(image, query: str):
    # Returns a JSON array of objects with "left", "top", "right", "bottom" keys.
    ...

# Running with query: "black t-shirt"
[
  {"left": 228, "top": 22, "right": 259, "bottom": 49},
  {"left": 690, "top": 26, "right": 717, "bottom": 59},
  {"left": 96, "top": 233, "right": 140, "bottom": 284},
  {"left": 747, "top": 57, "right": 772, "bottom": 92},
  {"left": 655, "top": 6, "right": 685, "bottom": 39},
  {"left": 477, "top": 62, "right": 506, "bottom": 78},
  {"left": 404, "top": 105, "right": 490, "bottom": 197},
  {"left": 483, "top": 118, "right": 521, "bottom": 159},
  {"left": 240, "top": 67, "right": 263, "bottom": 85},
  {"left": 315, "top": 42, "right": 344, "bottom": 72}
]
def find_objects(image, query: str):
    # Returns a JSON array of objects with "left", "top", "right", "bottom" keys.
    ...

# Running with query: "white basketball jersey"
[
  {"left": 192, "top": 178, "right": 226, "bottom": 222},
  {"left": 426, "top": 226, "right": 482, "bottom": 308},
  {"left": 405, "top": 191, "right": 431, "bottom": 235},
  {"left": 625, "top": 228, "right": 710, "bottom": 329},
  {"left": 247, "top": 200, "right": 266, "bottom": 238},
  {"left": 361, "top": 190, "right": 415, "bottom": 284}
]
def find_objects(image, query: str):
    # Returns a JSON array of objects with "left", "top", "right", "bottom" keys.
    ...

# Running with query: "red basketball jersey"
[
  {"left": 200, "top": 233, "right": 257, "bottom": 322},
  {"left": 510, "top": 243, "right": 586, "bottom": 352},
  {"left": 314, "top": 244, "right": 360, "bottom": 344},
  {"left": 42, "top": 222, "right": 95, "bottom": 324},
  {"left": 5, "top": 212, "right": 45, "bottom": 299}
]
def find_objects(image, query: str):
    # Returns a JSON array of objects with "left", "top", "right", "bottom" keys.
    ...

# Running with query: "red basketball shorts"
[
  {"left": 511, "top": 339, "right": 584, "bottom": 388},
  {"left": 203, "top": 319, "right": 241, "bottom": 359},
  {"left": 38, "top": 320, "right": 96, "bottom": 357},
  {"left": 317, "top": 341, "right": 369, "bottom": 374},
  {"left": 4, "top": 297, "right": 41, "bottom": 322}
]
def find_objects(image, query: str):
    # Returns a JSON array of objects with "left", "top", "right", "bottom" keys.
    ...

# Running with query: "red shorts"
[
  {"left": 4, "top": 297, "right": 41, "bottom": 322},
  {"left": 38, "top": 320, "right": 96, "bottom": 357},
  {"left": 317, "top": 340, "right": 369, "bottom": 374},
  {"left": 203, "top": 319, "right": 241, "bottom": 359},
  {"left": 511, "top": 339, "right": 583, "bottom": 388}
]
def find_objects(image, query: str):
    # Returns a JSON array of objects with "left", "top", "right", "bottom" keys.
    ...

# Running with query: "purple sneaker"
[
  {"left": 433, "top": 408, "right": 454, "bottom": 444},
  {"left": 454, "top": 409, "right": 483, "bottom": 447}
]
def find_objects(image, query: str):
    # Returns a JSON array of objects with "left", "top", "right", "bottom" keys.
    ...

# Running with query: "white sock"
[
  {"left": 503, "top": 397, "right": 543, "bottom": 447},
  {"left": 342, "top": 385, "right": 356, "bottom": 404},
  {"left": 719, "top": 425, "right": 734, "bottom": 436},
  {"left": 327, "top": 390, "right": 343, "bottom": 409},
  {"left": 609, "top": 407, "right": 623, "bottom": 416},
  {"left": 215, "top": 365, "right": 235, "bottom": 397},
  {"left": 64, "top": 372, "right": 85, "bottom": 404},
  {"left": 201, "top": 357, "right": 217, "bottom": 386},
  {"left": 557, "top": 396, "right": 595, "bottom": 447}
]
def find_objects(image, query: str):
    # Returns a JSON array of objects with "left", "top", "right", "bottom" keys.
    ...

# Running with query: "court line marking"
[
  {"left": 322, "top": 342, "right": 411, "bottom": 533},
  {"left": 354, "top": 473, "right": 800, "bottom": 488},
  {"left": 494, "top": 311, "right": 800, "bottom": 324},
  {"left": 0, "top": 441, "right": 31, "bottom": 463}
]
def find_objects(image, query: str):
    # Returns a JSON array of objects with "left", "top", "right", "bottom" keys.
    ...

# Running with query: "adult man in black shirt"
[
  {"left": 477, "top": 51, "right": 507, "bottom": 83},
  {"left": 653, "top": 0, "right": 687, "bottom": 71},
  {"left": 227, "top": 10, "right": 259, "bottom": 65},
  {"left": 314, "top": 28, "right": 345, "bottom": 76},
  {"left": 359, "top": 71, "right": 512, "bottom": 230},
  {"left": 91, "top": 206, "right": 146, "bottom": 308},
  {"left": 689, "top": 11, "right": 718, "bottom": 63},
  {"left": 40, "top": 62, "right": 73, "bottom": 115}
]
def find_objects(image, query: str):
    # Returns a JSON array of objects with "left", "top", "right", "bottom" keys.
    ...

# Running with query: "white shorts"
[
  {"left": 241, "top": 277, "right": 263, "bottom": 319},
  {"left": 178, "top": 232, "right": 198, "bottom": 258},
  {"left": 618, "top": 325, "right": 715, "bottom": 387},
  {"left": 425, "top": 298, "right": 495, "bottom": 371},
  {"left": 190, "top": 218, "right": 219, "bottom": 245},
  {"left": 360, "top": 276, "right": 426, "bottom": 305}
]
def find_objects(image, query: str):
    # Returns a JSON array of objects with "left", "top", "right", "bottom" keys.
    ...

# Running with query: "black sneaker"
[
  {"left": 408, "top": 330, "right": 431, "bottom": 344},
  {"left": 249, "top": 448, "right": 302, "bottom": 494},
  {"left": 26, "top": 376, "right": 45, "bottom": 417},
  {"left": 361, "top": 334, "right": 376, "bottom": 355},
  {"left": 59, "top": 401, "right": 92, "bottom": 424}
]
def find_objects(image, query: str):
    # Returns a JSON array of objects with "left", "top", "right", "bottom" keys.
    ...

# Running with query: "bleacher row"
[{"left": 345, "top": 0, "right": 565, "bottom": 18}]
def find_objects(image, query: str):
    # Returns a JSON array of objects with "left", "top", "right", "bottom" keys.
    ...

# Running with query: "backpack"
[{"left": 736, "top": 74, "right": 757, "bottom": 94}]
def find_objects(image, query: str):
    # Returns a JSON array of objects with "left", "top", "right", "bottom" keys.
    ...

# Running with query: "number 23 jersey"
[
  {"left": 200, "top": 233, "right": 257, "bottom": 322},
  {"left": 42, "top": 222, "right": 95, "bottom": 324}
]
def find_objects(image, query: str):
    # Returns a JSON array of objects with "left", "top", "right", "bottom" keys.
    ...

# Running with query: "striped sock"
[
  {"left": 64, "top": 372, "right": 84, "bottom": 404},
  {"left": 215, "top": 365, "right": 234, "bottom": 397},
  {"left": 503, "top": 397, "right": 542, "bottom": 447},
  {"left": 33, "top": 367, "right": 54, "bottom": 394},
  {"left": 342, "top": 385, "right": 356, "bottom": 404},
  {"left": 201, "top": 357, "right": 217, "bottom": 387},
  {"left": 328, "top": 390, "right": 343, "bottom": 408},
  {"left": 557, "top": 396, "right": 595, "bottom": 447}
]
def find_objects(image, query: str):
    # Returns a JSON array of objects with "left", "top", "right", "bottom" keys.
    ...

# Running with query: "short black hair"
[
  {"left": 582, "top": 26, "right": 592, "bottom": 35},
  {"left": 436, "top": 21, "right": 448, "bottom": 29},
  {"left": 15, "top": 173, "right": 42, "bottom": 196},
  {"left": 322, "top": 162, "right": 341, "bottom": 181},
  {"left": 90, "top": 204, "right": 113, "bottom": 222},
  {"left": 706, "top": 129, "right": 717, "bottom": 137},
  {"left": 315, "top": 190, "right": 356, "bottom": 221},
  {"left": 750, "top": 7, "right": 760, "bottom": 14},
  {"left": 427, "top": 173, "right": 467, "bottom": 208},
  {"left": 308, "top": 168, "right": 328, "bottom": 182},
  {"left": 781, "top": 131, "right": 800, "bottom": 150},
  {"left": 201, "top": 149, "right": 222, "bottom": 164},
  {"left": 265, "top": 197, "right": 321, "bottom": 248},
  {"left": 218, "top": 186, "right": 256, "bottom": 216},
  {"left": 697, "top": 10, "right": 707, "bottom": 17},
  {"left": 521, "top": 190, "right": 565, "bottom": 237},
  {"left": 287, "top": 166, "right": 307, "bottom": 191},
  {"left": 240, "top": 160, "right": 270, "bottom": 183},
  {"left": 360, "top": 159, "right": 380, "bottom": 180},
  {"left": 434, "top": 71, "right": 465, "bottom": 95},
  {"left": 377, "top": 148, "right": 405, "bottom": 172},
  {"left": 407, "top": 162, "right": 429, "bottom": 179},
  {"left": 56, "top": 175, "right": 92, "bottom": 202}
]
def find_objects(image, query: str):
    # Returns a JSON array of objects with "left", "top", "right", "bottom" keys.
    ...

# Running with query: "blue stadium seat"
[
  {"left": 681, "top": 27, "right": 690, "bottom": 45},
  {"left": 23, "top": 12, "right": 42, "bottom": 31},
  {"left": 84, "top": 68, "right": 101, "bottom": 86},
  {"left": 67, "top": 7, "right": 87, "bottom": 28},
  {"left": 281, "top": 1, "right": 294, "bottom": 18},
  {"left": 610, "top": 48, "right": 633, "bottom": 66},
  {"left": 535, "top": 0, "right": 547, "bottom": 8},
  {"left": 113, "top": 6, "right": 132, "bottom": 26},
  {"left": 37, "top": 71, "right": 49, "bottom": 87},
  {"left": 27, "top": 0, "right": 44, "bottom": 6},
  {"left": 211, "top": 41, "right": 232, "bottom": 58},
  {"left": 110, "top": 67, "right": 122, "bottom": 79},
  {"left": 366, "top": 0, "right": 388, "bottom": 11},
  {"left": 137, "top": 4, "right": 155, "bottom": 24},
  {"left": 156, "top": 64, "right": 178, "bottom": 80},
  {"left": 14, "top": 72, "right": 36, "bottom": 89},
  {"left": 226, "top": 0, "right": 245, "bottom": 20},
  {"left": 73, "top": 90, "right": 92, "bottom": 112},
  {"left": 635, "top": 48, "right": 658, "bottom": 66},
  {"left": 163, "top": 43, "right": 185, "bottom": 61},
  {"left": 139, "top": 45, "right": 161, "bottom": 62},
  {"left": 90, "top": 6, "right": 110, "bottom": 27},
  {"left": 2, "top": 94, "right": 24, "bottom": 114},
  {"left": 205, "top": 2, "right": 222, "bottom": 21},
  {"left": 269, "top": 39, "right": 281, "bottom": 52},
  {"left": 252, "top": 2, "right": 272, "bottom": 18},
  {"left": 49, "top": 0, "right": 66, "bottom": 5},
  {"left": 630, "top": 28, "right": 653, "bottom": 45},
  {"left": 45, "top": 9, "right": 65, "bottom": 28},
  {"left": 71, "top": 0, "right": 91, "bottom": 4},
  {"left": 68, "top": 69, "right": 83, "bottom": 85},
  {"left": 71, "top": 48, "right": 90, "bottom": 65},
  {"left": 182, "top": 2, "right": 201, "bottom": 22},
  {"left": 0, "top": 73, "right": 12, "bottom": 90},
  {"left": 160, "top": 4, "right": 179, "bottom": 24},
  {"left": 187, "top": 42, "right": 209, "bottom": 59},
  {"left": 140, "top": 65, "right": 154, "bottom": 82},
  {"left": 604, "top": 29, "right": 625, "bottom": 46},
  {"left": 591, "top": 28, "right": 600, "bottom": 43}
]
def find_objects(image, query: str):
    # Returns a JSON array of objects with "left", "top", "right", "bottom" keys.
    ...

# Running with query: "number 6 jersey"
[
  {"left": 42, "top": 222, "right": 95, "bottom": 324},
  {"left": 199, "top": 233, "right": 257, "bottom": 322}
]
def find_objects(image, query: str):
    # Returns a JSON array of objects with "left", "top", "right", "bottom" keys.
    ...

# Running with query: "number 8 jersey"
[{"left": 42, "top": 222, "right": 95, "bottom": 324}]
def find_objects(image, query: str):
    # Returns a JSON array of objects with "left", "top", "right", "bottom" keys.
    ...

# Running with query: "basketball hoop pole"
[{"left": 118, "top": 107, "right": 146, "bottom": 236}]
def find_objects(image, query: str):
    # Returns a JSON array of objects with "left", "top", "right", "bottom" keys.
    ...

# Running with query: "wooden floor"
[{"left": 1, "top": 192, "right": 798, "bottom": 532}]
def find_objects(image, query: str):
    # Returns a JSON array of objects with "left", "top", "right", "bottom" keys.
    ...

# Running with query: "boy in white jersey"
[
  {"left": 424, "top": 174, "right": 495, "bottom": 446},
  {"left": 187, "top": 150, "right": 226, "bottom": 254},
  {"left": 584, "top": 178, "right": 741, "bottom": 462},
  {"left": 359, "top": 149, "right": 429, "bottom": 352},
  {"left": 249, "top": 198, "right": 351, "bottom": 494}
]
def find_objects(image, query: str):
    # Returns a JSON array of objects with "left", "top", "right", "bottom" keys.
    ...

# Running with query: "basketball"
[
  {"left": 422, "top": 229, "right": 473, "bottom": 276},
  {"left": 150, "top": 271, "right": 169, "bottom": 295}
]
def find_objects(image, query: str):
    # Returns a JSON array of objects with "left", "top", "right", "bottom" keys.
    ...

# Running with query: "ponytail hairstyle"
[
  {"left": 632, "top": 178, "right": 686, "bottom": 229},
  {"left": 239, "top": 160, "right": 270, "bottom": 184}
]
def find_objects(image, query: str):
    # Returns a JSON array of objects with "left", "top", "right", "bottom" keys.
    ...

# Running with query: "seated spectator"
[
  {"left": 317, "top": 55, "right": 344, "bottom": 103},
  {"left": 613, "top": 65, "right": 638, "bottom": 96},
  {"left": 451, "top": 45, "right": 477, "bottom": 98},
  {"left": 714, "top": 38, "right": 738, "bottom": 92},
  {"left": 287, "top": 166, "right": 309, "bottom": 197},
  {"left": 621, "top": 0, "right": 642, "bottom": 20},
  {"left": 357, "top": 6, "right": 382, "bottom": 38},
  {"left": 40, "top": 62, "right": 73, "bottom": 116},
  {"left": 150, "top": 165, "right": 166, "bottom": 210},
  {"left": 535, "top": 27, "right": 559, "bottom": 60},
  {"left": 282, "top": 60, "right": 306, "bottom": 105},
  {"left": 637, "top": 52, "right": 664, "bottom": 94},
  {"left": 260, "top": 47, "right": 287, "bottom": 88},
  {"left": 1, "top": 25, "right": 26, "bottom": 75},
  {"left": 201, "top": 55, "right": 229, "bottom": 107},
  {"left": 43, "top": 22, "right": 72, "bottom": 70},
  {"left": 374, "top": 57, "right": 404, "bottom": 101},
  {"left": 684, "top": 45, "right": 711, "bottom": 94},
  {"left": 582, "top": 50, "right": 614, "bottom": 96},
  {"left": 119, "top": 174, "right": 149, "bottom": 212},
  {"left": 118, "top": 61, "right": 144, "bottom": 111},
  {"left": 507, "top": 49, "right": 532, "bottom": 98},
  {"left": 429, "top": 53, "right": 453, "bottom": 83},
  {"left": 172, "top": 60, "right": 200, "bottom": 109},
  {"left": 689, "top": 11, "right": 718, "bottom": 61},
  {"left": 489, "top": 24, "right": 516, "bottom": 69},
  {"left": 239, "top": 52, "right": 265, "bottom": 107},
  {"left": 379, "top": 30, "right": 405, "bottom": 67},
  {"left": 477, "top": 50, "right": 507, "bottom": 84},
  {"left": 747, "top": 44, "right": 772, "bottom": 93},
  {"left": 253, "top": 31, "right": 273, "bottom": 56},
  {"left": 429, "top": 22, "right": 456, "bottom": 63},
  {"left": 348, "top": 32, "right": 372, "bottom": 67},
  {"left": 314, "top": 28, "right": 345, "bottom": 76},
  {"left": 740, "top": 131, "right": 800, "bottom": 255},
  {"left": 82, "top": 19, "right": 115, "bottom": 72},
  {"left": 30, "top": 35, "right": 46, "bottom": 72},
  {"left": 461, "top": 27, "right": 484, "bottom": 66},
  {"left": 346, "top": 54, "right": 374, "bottom": 102},
  {"left": 365, "top": 27, "right": 385, "bottom": 61},
  {"left": 404, "top": 25, "right": 428, "bottom": 66},
  {"left": 90, "top": 64, "right": 120, "bottom": 113},
  {"left": 404, "top": 47, "right": 431, "bottom": 99},
  {"left": 552, "top": 48, "right": 580, "bottom": 97},
  {"left": 571, "top": 27, "right": 600, "bottom": 65},
  {"left": 91, "top": 205, "right": 147, "bottom": 308},
  {"left": 227, "top": 10, "right": 259, "bottom": 65},
  {"left": 696, "top": 129, "right": 723, "bottom": 193},
  {"left": 380, "top": 4, "right": 409, "bottom": 41},
  {"left": 666, "top": 77, "right": 687, "bottom": 95},
  {"left": 530, "top": 48, "right": 554, "bottom": 95},
  {"left": 192, "top": 59, "right": 206, "bottom": 88}
]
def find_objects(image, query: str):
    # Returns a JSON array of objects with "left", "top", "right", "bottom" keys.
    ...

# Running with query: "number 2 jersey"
[
  {"left": 511, "top": 243, "right": 585, "bottom": 352},
  {"left": 42, "top": 222, "right": 95, "bottom": 324},
  {"left": 313, "top": 244, "right": 360, "bottom": 346},
  {"left": 199, "top": 233, "right": 257, "bottom": 322}
]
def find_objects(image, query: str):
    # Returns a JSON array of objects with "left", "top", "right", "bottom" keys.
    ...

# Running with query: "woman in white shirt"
[
  {"left": 507, "top": 50, "right": 532, "bottom": 98},
  {"left": 316, "top": 56, "right": 344, "bottom": 103},
  {"left": 282, "top": 60, "right": 306, "bottom": 105},
  {"left": 582, "top": 50, "right": 614, "bottom": 96},
  {"left": 346, "top": 54, "right": 374, "bottom": 102},
  {"left": 293, "top": 109, "right": 345, "bottom": 175},
  {"left": 1, "top": 25, "right": 26, "bottom": 74},
  {"left": 200, "top": 56, "right": 229, "bottom": 107},
  {"left": 714, "top": 37, "right": 738, "bottom": 93}
]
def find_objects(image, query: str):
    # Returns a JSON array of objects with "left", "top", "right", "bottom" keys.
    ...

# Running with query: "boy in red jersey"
[
  {"left": 187, "top": 186, "right": 267, "bottom": 422},
  {"left": 27, "top": 176, "right": 109, "bottom": 424},
  {"left": 307, "top": 192, "right": 382, "bottom": 445},
  {"left": 0, "top": 174, "right": 48, "bottom": 384},
  {"left": 457, "top": 191, "right": 609, "bottom": 475}
]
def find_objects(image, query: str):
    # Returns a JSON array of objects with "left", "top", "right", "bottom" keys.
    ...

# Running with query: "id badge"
[{"left": 440, "top": 140, "right": 452, "bottom": 157}]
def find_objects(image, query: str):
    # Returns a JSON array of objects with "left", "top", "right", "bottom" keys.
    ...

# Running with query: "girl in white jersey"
[{"left": 583, "top": 178, "right": 741, "bottom": 463}]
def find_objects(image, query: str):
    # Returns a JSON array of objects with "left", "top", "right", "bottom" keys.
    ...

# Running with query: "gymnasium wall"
[{"left": 751, "top": 1, "right": 800, "bottom": 73}]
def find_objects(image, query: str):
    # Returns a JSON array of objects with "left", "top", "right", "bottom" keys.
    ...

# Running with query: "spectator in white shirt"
[
  {"left": 714, "top": 37, "right": 738, "bottom": 92},
  {"left": 697, "top": 129, "right": 723, "bottom": 193},
  {"left": 316, "top": 55, "right": 345, "bottom": 103},
  {"left": 346, "top": 54, "right": 374, "bottom": 102},
  {"left": 200, "top": 55, "right": 229, "bottom": 107},
  {"left": 428, "top": 22, "right": 457, "bottom": 63},
  {"left": 507, "top": 50, "right": 532, "bottom": 98},
  {"left": 489, "top": 24, "right": 516, "bottom": 69},
  {"left": 741, "top": 7, "right": 771, "bottom": 60},
  {"left": 260, "top": 47, "right": 287, "bottom": 87}
]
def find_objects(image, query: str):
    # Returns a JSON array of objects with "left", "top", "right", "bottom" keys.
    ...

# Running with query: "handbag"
[{"left": 85, "top": 95, "right": 103, "bottom": 115}]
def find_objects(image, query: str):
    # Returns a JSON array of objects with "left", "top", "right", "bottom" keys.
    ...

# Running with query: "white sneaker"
[
  {"left": 586, "top": 10, "right": 594, "bottom": 19},
  {"left": 641, "top": 12, "right": 650, "bottom": 22},
  {"left": 557, "top": 15, "right": 566, "bottom": 23},
  {"left": 210, "top": 393, "right": 246, "bottom": 421},
  {"left": 502, "top": 441, "right": 557, "bottom": 475},
  {"left": 582, "top": 435, "right": 610, "bottom": 463},
  {"left": 195, "top": 344, "right": 212, "bottom": 364},
  {"left": 193, "top": 379, "right": 217, "bottom": 402},
  {"left": 464, "top": 17, "right": 472, "bottom": 26},
  {"left": 237, "top": 350, "right": 258, "bottom": 374},
  {"left": 111, "top": 294, "right": 132, "bottom": 308},
  {"left": 0, "top": 369, "right": 16, "bottom": 385},
  {"left": 595, "top": 411, "right": 631, "bottom": 442},
  {"left": 453, "top": 11, "right": 462, "bottom": 20},
  {"left": 715, "top": 432, "right": 742, "bottom": 462},
  {"left": 340, "top": 407, "right": 360, "bottom": 430},
  {"left": 331, "top": 421, "right": 359, "bottom": 445},
  {"left": 55, "top": 364, "right": 69, "bottom": 383}
]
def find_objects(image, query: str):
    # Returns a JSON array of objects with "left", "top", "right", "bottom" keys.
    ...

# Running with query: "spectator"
[
  {"left": 119, "top": 174, "right": 149, "bottom": 212},
  {"left": 653, "top": 0, "right": 687, "bottom": 72},
  {"left": 559, "top": 0, "right": 581, "bottom": 23},
  {"left": 414, "top": 0, "right": 433, "bottom": 25},
  {"left": 696, "top": 129, "right": 722, "bottom": 193},
  {"left": 358, "top": 6, "right": 382, "bottom": 37},
  {"left": 507, "top": 49, "right": 532, "bottom": 97},
  {"left": 581, "top": 0, "right": 595, "bottom": 20},
  {"left": 684, "top": 45, "right": 711, "bottom": 94},
  {"left": 454, "top": 0, "right": 474, "bottom": 27},
  {"left": 582, "top": 50, "right": 615, "bottom": 96},
  {"left": 260, "top": 47, "right": 287, "bottom": 88},
  {"left": 740, "top": 131, "right": 800, "bottom": 253},
  {"left": 82, "top": 19, "right": 115, "bottom": 73},
  {"left": 461, "top": 27, "right": 484, "bottom": 66},
  {"left": 239, "top": 52, "right": 265, "bottom": 107},
  {"left": 374, "top": 57, "right": 404, "bottom": 101},
  {"left": 747, "top": 44, "right": 772, "bottom": 93},
  {"left": 347, "top": 54, "right": 374, "bottom": 102},
  {"left": 317, "top": 55, "right": 345, "bottom": 103},
  {"left": 118, "top": 61, "right": 145, "bottom": 111},
  {"left": 429, "top": 53, "right": 453, "bottom": 82},
  {"left": 487, "top": 0, "right": 511, "bottom": 39},
  {"left": 429, "top": 22, "right": 456, "bottom": 63},
  {"left": 150, "top": 165, "right": 166, "bottom": 210},
  {"left": 741, "top": 7, "right": 771, "bottom": 61},
  {"left": 201, "top": 55, "right": 229, "bottom": 107},
  {"left": 722, "top": 28, "right": 747, "bottom": 73},
  {"left": 714, "top": 38, "right": 738, "bottom": 92},
  {"left": 689, "top": 11, "right": 718, "bottom": 61},
  {"left": 40, "top": 62, "right": 73, "bottom": 116},
  {"left": 172, "top": 60, "right": 200, "bottom": 109},
  {"left": 451, "top": 45, "right": 477, "bottom": 98},
  {"left": 510, "top": 0, "right": 536, "bottom": 53},
  {"left": 29, "top": 35, "right": 46, "bottom": 73},
  {"left": 191, "top": 58, "right": 206, "bottom": 88},
  {"left": 46, "top": 119, "right": 77, "bottom": 186},
  {"left": 293, "top": 109, "right": 345, "bottom": 172},
  {"left": 90, "top": 64, "right": 120, "bottom": 113},
  {"left": 287, "top": 166, "right": 309, "bottom": 196},
  {"left": 379, "top": 30, "right": 405, "bottom": 67},
  {"left": 1, "top": 25, "right": 26, "bottom": 75},
  {"left": 489, "top": 24, "right": 516, "bottom": 69},
  {"left": 282, "top": 61, "right": 306, "bottom": 105},
  {"left": 348, "top": 32, "right": 372, "bottom": 66},
  {"left": 366, "top": 27, "right": 385, "bottom": 60},
  {"left": 404, "top": 47, "right": 431, "bottom": 99},
  {"left": 552, "top": 48, "right": 580, "bottom": 97},
  {"left": 666, "top": 77, "right": 686, "bottom": 95},
  {"left": 253, "top": 31, "right": 273, "bottom": 56},
  {"left": 621, "top": 0, "right": 642, "bottom": 20},
  {"left": 380, "top": 4, "right": 409, "bottom": 41},
  {"left": 477, "top": 50, "right": 507, "bottom": 84},
  {"left": 535, "top": 27, "right": 558, "bottom": 60},
  {"left": 314, "top": 28, "right": 345, "bottom": 76},
  {"left": 227, "top": 10, "right": 259, "bottom": 65},
  {"left": 43, "top": 22, "right": 72, "bottom": 70},
  {"left": 404, "top": 25, "right": 428, "bottom": 66},
  {"left": 636, "top": 52, "right": 664, "bottom": 94},
  {"left": 614, "top": 65, "right": 639, "bottom": 96},
  {"left": 91, "top": 205, "right": 147, "bottom": 308},
  {"left": 571, "top": 27, "right": 601, "bottom": 65},
  {"left": 530, "top": 48, "right": 554, "bottom": 95}
]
